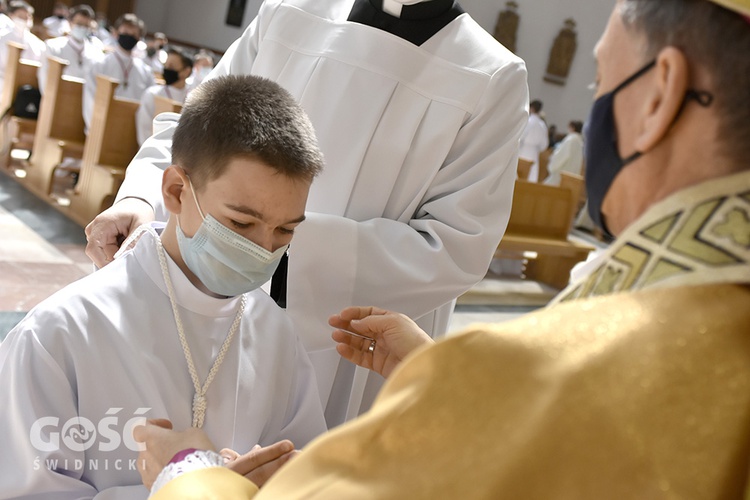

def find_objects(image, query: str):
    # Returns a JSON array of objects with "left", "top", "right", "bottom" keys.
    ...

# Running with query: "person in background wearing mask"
[
  {"left": 0, "top": 1, "right": 45, "bottom": 91},
  {"left": 82, "top": 13, "right": 154, "bottom": 134},
  {"left": 0, "top": 74, "right": 327, "bottom": 499},
  {"left": 136, "top": 47, "right": 193, "bottom": 146},
  {"left": 138, "top": 31, "right": 168, "bottom": 75},
  {"left": 186, "top": 49, "right": 214, "bottom": 91},
  {"left": 42, "top": 2, "right": 69, "bottom": 38},
  {"left": 38, "top": 4, "right": 104, "bottom": 94},
  {"left": 134, "top": 0, "right": 750, "bottom": 497}
]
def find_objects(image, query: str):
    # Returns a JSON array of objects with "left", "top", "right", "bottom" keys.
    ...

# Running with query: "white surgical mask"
[
  {"left": 176, "top": 179, "right": 288, "bottom": 297},
  {"left": 12, "top": 17, "right": 29, "bottom": 33},
  {"left": 198, "top": 67, "right": 212, "bottom": 79},
  {"left": 70, "top": 25, "right": 89, "bottom": 41}
]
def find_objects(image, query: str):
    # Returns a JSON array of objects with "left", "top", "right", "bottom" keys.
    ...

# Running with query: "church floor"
[{"left": 0, "top": 166, "right": 604, "bottom": 341}]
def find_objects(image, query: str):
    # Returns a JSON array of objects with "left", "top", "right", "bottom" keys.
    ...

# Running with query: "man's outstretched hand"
[{"left": 330, "top": 306, "right": 434, "bottom": 379}]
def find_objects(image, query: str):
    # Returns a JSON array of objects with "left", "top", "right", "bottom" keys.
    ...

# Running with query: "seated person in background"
[
  {"left": 138, "top": 31, "right": 168, "bottom": 75},
  {"left": 136, "top": 47, "right": 193, "bottom": 146},
  {"left": 135, "top": 0, "right": 750, "bottom": 497},
  {"left": 0, "top": 74, "right": 326, "bottom": 499},
  {"left": 42, "top": 2, "right": 69, "bottom": 38},
  {"left": 543, "top": 119, "right": 584, "bottom": 186},
  {"left": 82, "top": 13, "right": 154, "bottom": 133},
  {"left": 0, "top": 1, "right": 45, "bottom": 90},
  {"left": 38, "top": 4, "right": 104, "bottom": 94},
  {"left": 92, "top": 11, "right": 114, "bottom": 49},
  {"left": 0, "top": 0, "right": 14, "bottom": 33},
  {"left": 186, "top": 49, "right": 214, "bottom": 90}
]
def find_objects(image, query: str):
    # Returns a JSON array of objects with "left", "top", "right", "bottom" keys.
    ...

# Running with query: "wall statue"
[
  {"left": 544, "top": 18, "right": 578, "bottom": 86},
  {"left": 493, "top": 1, "right": 520, "bottom": 54}
]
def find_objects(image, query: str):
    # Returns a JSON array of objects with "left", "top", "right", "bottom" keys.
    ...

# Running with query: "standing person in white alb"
[
  {"left": 0, "top": 74, "right": 327, "bottom": 499},
  {"left": 84, "top": 0, "right": 529, "bottom": 427},
  {"left": 82, "top": 13, "right": 154, "bottom": 134},
  {"left": 543, "top": 119, "right": 585, "bottom": 186},
  {"left": 518, "top": 99, "right": 549, "bottom": 182},
  {"left": 37, "top": 4, "right": 104, "bottom": 95},
  {"left": 136, "top": 47, "right": 193, "bottom": 146}
]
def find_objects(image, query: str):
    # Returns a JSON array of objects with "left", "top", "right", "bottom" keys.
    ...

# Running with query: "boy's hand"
[{"left": 133, "top": 419, "right": 216, "bottom": 490}]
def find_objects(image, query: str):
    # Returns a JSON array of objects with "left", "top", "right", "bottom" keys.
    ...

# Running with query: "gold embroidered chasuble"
[
  {"left": 153, "top": 171, "right": 750, "bottom": 499},
  {"left": 554, "top": 170, "right": 750, "bottom": 303}
]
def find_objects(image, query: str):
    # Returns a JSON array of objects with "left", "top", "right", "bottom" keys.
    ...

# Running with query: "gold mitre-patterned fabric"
[
  {"left": 709, "top": 0, "right": 750, "bottom": 17},
  {"left": 553, "top": 170, "right": 750, "bottom": 304}
]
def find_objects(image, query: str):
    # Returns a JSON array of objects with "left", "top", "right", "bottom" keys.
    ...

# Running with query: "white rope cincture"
[{"left": 154, "top": 235, "right": 246, "bottom": 428}]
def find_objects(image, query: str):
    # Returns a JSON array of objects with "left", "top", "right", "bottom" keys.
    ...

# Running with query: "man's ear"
[
  {"left": 634, "top": 46, "right": 689, "bottom": 153},
  {"left": 162, "top": 165, "right": 186, "bottom": 215}
]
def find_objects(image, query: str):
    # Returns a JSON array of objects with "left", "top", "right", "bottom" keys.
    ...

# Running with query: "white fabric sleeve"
[
  {"left": 149, "top": 451, "right": 225, "bottom": 498},
  {"left": 37, "top": 48, "right": 49, "bottom": 95},
  {"left": 0, "top": 326, "right": 99, "bottom": 499},
  {"left": 135, "top": 89, "right": 155, "bottom": 146},
  {"left": 82, "top": 59, "right": 97, "bottom": 132},
  {"left": 290, "top": 60, "right": 529, "bottom": 324},
  {"left": 275, "top": 335, "right": 327, "bottom": 447}
]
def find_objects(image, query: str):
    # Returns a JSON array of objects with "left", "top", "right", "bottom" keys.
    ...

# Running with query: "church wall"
[
  {"left": 462, "top": 0, "right": 613, "bottom": 132},
  {"left": 135, "top": 0, "right": 263, "bottom": 55},
  {"left": 135, "top": 0, "right": 614, "bottom": 130}
]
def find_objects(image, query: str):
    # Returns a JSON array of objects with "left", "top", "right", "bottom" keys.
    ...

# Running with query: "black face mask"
[
  {"left": 117, "top": 33, "right": 138, "bottom": 51},
  {"left": 162, "top": 68, "right": 180, "bottom": 86},
  {"left": 584, "top": 60, "right": 713, "bottom": 236},
  {"left": 146, "top": 47, "right": 156, "bottom": 58}
]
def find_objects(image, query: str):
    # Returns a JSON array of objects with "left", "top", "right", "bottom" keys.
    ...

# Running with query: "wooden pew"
[
  {"left": 154, "top": 93, "right": 183, "bottom": 115},
  {"left": 517, "top": 158, "right": 533, "bottom": 180},
  {"left": 538, "top": 147, "right": 552, "bottom": 183},
  {"left": 495, "top": 180, "right": 594, "bottom": 289},
  {"left": 24, "top": 56, "right": 86, "bottom": 198},
  {"left": 1, "top": 42, "right": 40, "bottom": 168},
  {"left": 68, "top": 74, "right": 140, "bottom": 226},
  {"left": 559, "top": 171, "right": 588, "bottom": 241}
]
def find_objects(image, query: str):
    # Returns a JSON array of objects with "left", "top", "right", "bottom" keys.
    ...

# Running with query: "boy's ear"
[{"left": 162, "top": 165, "right": 186, "bottom": 214}]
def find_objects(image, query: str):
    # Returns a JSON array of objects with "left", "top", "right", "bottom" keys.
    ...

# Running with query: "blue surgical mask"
[
  {"left": 176, "top": 179, "right": 288, "bottom": 297},
  {"left": 70, "top": 25, "right": 89, "bottom": 42},
  {"left": 584, "top": 59, "right": 713, "bottom": 236}
]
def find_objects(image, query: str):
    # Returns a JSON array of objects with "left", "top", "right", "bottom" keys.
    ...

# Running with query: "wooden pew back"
[
  {"left": 154, "top": 93, "right": 183, "bottom": 116},
  {"left": 517, "top": 158, "right": 533, "bottom": 181},
  {"left": 559, "top": 171, "right": 587, "bottom": 230},
  {"left": 69, "top": 75, "right": 140, "bottom": 225},
  {"left": 25, "top": 57, "right": 85, "bottom": 196},
  {"left": 1, "top": 42, "right": 40, "bottom": 113},
  {"left": 505, "top": 180, "right": 576, "bottom": 241},
  {"left": 496, "top": 180, "right": 595, "bottom": 289}
]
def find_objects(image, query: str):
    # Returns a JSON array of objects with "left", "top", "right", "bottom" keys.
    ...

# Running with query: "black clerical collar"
[{"left": 348, "top": 0, "right": 464, "bottom": 45}]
